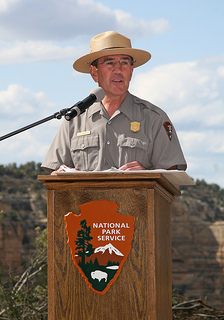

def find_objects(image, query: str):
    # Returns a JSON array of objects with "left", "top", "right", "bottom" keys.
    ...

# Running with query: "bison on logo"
[{"left": 64, "top": 199, "right": 135, "bottom": 294}]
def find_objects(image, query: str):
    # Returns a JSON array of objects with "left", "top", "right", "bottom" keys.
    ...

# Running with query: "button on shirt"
[{"left": 41, "top": 92, "right": 187, "bottom": 172}]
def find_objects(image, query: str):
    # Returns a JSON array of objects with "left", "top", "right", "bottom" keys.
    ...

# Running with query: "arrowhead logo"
[
  {"left": 163, "top": 121, "right": 173, "bottom": 140},
  {"left": 64, "top": 200, "right": 135, "bottom": 295}
]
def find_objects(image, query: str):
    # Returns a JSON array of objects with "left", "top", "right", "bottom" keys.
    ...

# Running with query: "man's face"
[{"left": 90, "top": 54, "right": 134, "bottom": 100}]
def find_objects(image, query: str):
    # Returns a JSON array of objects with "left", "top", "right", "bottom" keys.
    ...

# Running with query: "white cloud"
[
  {"left": 0, "top": 84, "right": 54, "bottom": 117},
  {"left": 0, "top": 41, "right": 85, "bottom": 64},
  {"left": 217, "top": 66, "right": 224, "bottom": 77},
  {"left": 114, "top": 10, "right": 170, "bottom": 37},
  {"left": 130, "top": 54, "right": 224, "bottom": 130},
  {"left": 0, "top": 84, "right": 59, "bottom": 140},
  {"left": 0, "top": 0, "right": 170, "bottom": 42},
  {"left": 186, "top": 154, "right": 224, "bottom": 187},
  {"left": 0, "top": 84, "right": 61, "bottom": 165},
  {"left": 179, "top": 130, "right": 224, "bottom": 156},
  {"left": 0, "top": 0, "right": 170, "bottom": 64},
  {"left": 0, "top": 0, "right": 19, "bottom": 12},
  {"left": 0, "top": 128, "right": 60, "bottom": 165}
]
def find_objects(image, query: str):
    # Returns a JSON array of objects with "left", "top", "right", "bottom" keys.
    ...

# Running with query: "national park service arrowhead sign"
[{"left": 64, "top": 199, "right": 135, "bottom": 295}]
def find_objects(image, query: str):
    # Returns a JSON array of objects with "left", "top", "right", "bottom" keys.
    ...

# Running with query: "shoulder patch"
[{"left": 163, "top": 121, "right": 173, "bottom": 140}]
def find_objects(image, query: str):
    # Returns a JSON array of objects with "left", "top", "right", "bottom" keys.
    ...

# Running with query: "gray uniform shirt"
[{"left": 41, "top": 92, "right": 187, "bottom": 172}]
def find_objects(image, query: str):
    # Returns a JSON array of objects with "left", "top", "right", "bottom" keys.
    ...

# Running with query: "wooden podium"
[{"left": 38, "top": 171, "right": 191, "bottom": 320}]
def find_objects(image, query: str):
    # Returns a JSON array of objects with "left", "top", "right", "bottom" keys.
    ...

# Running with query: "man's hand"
[
  {"left": 51, "top": 165, "right": 80, "bottom": 175},
  {"left": 51, "top": 165, "right": 66, "bottom": 175},
  {"left": 119, "top": 161, "right": 146, "bottom": 171}
]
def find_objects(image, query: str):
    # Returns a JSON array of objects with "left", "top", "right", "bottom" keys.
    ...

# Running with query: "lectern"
[{"left": 38, "top": 171, "right": 193, "bottom": 320}]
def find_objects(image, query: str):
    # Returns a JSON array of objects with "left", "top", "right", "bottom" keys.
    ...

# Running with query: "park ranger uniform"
[{"left": 41, "top": 92, "right": 187, "bottom": 172}]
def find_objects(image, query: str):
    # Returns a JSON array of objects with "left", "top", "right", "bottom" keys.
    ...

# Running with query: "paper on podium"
[{"left": 56, "top": 165, "right": 195, "bottom": 186}]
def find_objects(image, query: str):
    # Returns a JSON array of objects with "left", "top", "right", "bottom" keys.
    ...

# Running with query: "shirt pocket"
[
  {"left": 71, "top": 134, "right": 99, "bottom": 171},
  {"left": 117, "top": 134, "right": 153, "bottom": 169}
]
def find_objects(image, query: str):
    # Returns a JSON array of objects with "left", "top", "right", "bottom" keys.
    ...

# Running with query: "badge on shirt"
[
  {"left": 130, "top": 121, "right": 140, "bottom": 132},
  {"left": 163, "top": 121, "right": 173, "bottom": 141}
]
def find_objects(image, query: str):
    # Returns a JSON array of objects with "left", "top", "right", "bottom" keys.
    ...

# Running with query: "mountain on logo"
[
  {"left": 95, "top": 243, "right": 124, "bottom": 256},
  {"left": 87, "top": 243, "right": 124, "bottom": 266}
]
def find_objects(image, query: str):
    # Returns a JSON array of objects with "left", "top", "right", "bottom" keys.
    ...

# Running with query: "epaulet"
[{"left": 131, "top": 94, "right": 166, "bottom": 116}]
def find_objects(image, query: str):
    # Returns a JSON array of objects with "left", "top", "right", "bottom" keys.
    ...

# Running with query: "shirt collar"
[
  {"left": 87, "top": 101, "right": 103, "bottom": 118},
  {"left": 118, "top": 91, "right": 134, "bottom": 121},
  {"left": 87, "top": 91, "right": 134, "bottom": 120}
]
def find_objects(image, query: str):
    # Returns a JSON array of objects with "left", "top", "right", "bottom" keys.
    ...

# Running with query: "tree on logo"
[{"left": 75, "top": 219, "right": 95, "bottom": 265}]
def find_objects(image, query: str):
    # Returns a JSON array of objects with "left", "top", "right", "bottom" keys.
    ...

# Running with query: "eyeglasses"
[{"left": 98, "top": 57, "right": 133, "bottom": 70}]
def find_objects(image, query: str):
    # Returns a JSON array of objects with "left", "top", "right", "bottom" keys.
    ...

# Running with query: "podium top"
[{"left": 38, "top": 170, "right": 194, "bottom": 196}]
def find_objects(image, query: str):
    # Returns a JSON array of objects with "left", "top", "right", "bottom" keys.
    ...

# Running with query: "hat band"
[{"left": 99, "top": 46, "right": 129, "bottom": 51}]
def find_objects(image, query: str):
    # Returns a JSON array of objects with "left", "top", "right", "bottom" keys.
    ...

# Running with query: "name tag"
[{"left": 77, "top": 131, "right": 91, "bottom": 136}]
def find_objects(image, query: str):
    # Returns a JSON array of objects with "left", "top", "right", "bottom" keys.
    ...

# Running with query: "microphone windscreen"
[{"left": 90, "top": 87, "right": 105, "bottom": 102}]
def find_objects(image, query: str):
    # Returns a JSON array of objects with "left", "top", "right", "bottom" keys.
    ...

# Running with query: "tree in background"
[{"left": 0, "top": 227, "right": 47, "bottom": 320}]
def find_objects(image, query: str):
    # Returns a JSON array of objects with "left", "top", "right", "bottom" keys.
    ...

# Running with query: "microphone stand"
[{"left": 0, "top": 108, "right": 69, "bottom": 142}]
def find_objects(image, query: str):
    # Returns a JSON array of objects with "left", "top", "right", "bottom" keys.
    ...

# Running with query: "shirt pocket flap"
[
  {"left": 117, "top": 135, "right": 148, "bottom": 151},
  {"left": 71, "top": 134, "right": 99, "bottom": 151}
]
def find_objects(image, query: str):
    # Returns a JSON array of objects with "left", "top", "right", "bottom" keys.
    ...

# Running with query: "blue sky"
[{"left": 0, "top": 0, "right": 224, "bottom": 187}]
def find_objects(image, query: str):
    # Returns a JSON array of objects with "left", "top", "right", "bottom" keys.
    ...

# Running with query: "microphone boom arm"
[{"left": 0, "top": 108, "right": 68, "bottom": 142}]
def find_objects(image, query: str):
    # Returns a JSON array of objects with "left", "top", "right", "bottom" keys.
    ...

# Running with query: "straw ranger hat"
[{"left": 73, "top": 31, "right": 151, "bottom": 73}]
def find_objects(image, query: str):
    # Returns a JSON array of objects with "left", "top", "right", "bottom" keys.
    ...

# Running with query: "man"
[{"left": 42, "top": 31, "right": 187, "bottom": 173}]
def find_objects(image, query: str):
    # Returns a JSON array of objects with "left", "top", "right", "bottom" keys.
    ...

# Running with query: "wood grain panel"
[{"left": 52, "top": 189, "right": 151, "bottom": 319}]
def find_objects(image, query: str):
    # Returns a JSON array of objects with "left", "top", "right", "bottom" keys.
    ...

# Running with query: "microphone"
[{"left": 65, "top": 87, "right": 105, "bottom": 121}]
